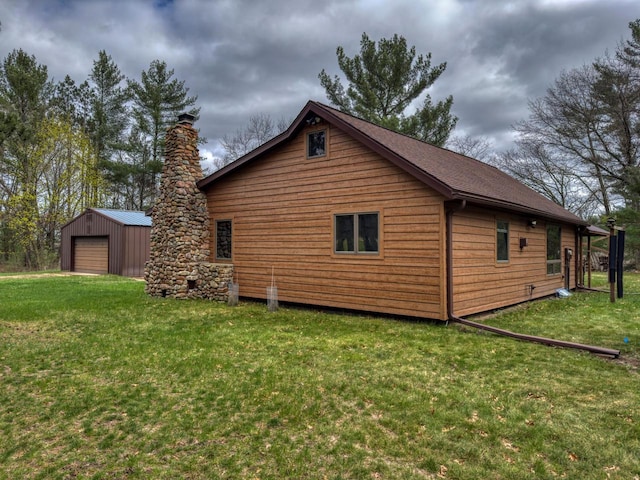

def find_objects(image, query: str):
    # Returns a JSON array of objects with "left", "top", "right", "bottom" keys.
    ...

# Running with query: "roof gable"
[{"left": 198, "top": 101, "right": 584, "bottom": 225}]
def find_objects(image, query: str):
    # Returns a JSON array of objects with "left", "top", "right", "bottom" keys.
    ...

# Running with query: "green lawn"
[{"left": 0, "top": 273, "right": 638, "bottom": 479}]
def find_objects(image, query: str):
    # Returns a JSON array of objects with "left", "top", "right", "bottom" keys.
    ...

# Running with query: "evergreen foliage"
[
  {"left": 318, "top": 33, "right": 457, "bottom": 146},
  {"left": 0, "top": 49, "right": 200, "bottom": 269},
  {"left": 0, "top": 50, "right": 52, "bottom": 268},
  {"left": 86, "top": 50, "right": 130, "bottom": 207},
  {"left": 127, "top": 60, "right": 199, "bottom": 209}
]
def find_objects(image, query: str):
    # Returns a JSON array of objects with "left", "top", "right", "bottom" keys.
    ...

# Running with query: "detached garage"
[{"left": 60, "top": 208, "right": 151, "bottom": 277}]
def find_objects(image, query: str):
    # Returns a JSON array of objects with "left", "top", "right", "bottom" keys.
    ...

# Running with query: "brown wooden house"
[
  {"left": 196, "top": 101, "right": 586, "bottom": 321},
  {"left": 60, "top": 208, "right": 151, "bottom": 277}
]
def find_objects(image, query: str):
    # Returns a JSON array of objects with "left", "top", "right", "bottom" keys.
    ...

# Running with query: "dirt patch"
[
  {"left": 0, "top": 272, "right": 99, "bottom": 280},
  {"left": 613, "top": 355, "right": 640, "bottom": 373},
  {"left": 0, "top": 272, "right": 146, "bottom": 282}
]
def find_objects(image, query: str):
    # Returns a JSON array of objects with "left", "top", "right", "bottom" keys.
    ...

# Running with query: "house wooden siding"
[
  {"left": 451, "top": 206, "right": 578, "bottom": 316},
  {"left": 205, "top": 121, "right": 449, "bottom": 319},
  {"left": 196, "top": 101, "right": 587, "bottom": 320}
]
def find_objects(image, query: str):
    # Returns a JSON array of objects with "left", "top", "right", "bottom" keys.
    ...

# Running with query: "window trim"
[
  {"left": 306, "top": 128, "right": 327, "bottom": 159},
  {"left": 546, "top": 223, "right": 562, "bottom": 275},
  {"left": 215, "top": 219, "right": 233, "bottom": 261},
  {"left": 496, "top": 219, "right": 509, "bottom": 263},
  {"left": 332, "top": 211, "right": 382, "bottom": 257}
]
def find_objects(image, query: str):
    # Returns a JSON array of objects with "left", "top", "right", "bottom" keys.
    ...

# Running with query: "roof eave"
[
  {"left": 197, "top": 130, "right": 287, "bottom": 189},
  {"left": 196, "top": 101, "right": 583, "bottom": 228},
  {"left": 584, "top": 224, "right": 609, "bottom": 236},
  {"left": 306, "top": 103, "right": 457, "bottom": 199},
  {"left": 90, "top": 208, "right": 152, "bottom": 227},
  {"left": 197, "top": 101, "right": 456, "bottom": 198},
  {"left": 198, "top": 101, "right": 320, "bottom": 190},
  {"left": 452, "top": 193, "right": 586, "bottom": 226},
  {"left": 90, "top": 208, "right": 127, "bottom": 227}
]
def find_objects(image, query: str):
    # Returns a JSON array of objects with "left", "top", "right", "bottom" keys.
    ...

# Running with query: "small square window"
[
  {"left": 307, "top": 130, "right": 326, "bottom": 158},
  {"left": 334, "top": 212, "right": 379, "bottom": 254}
]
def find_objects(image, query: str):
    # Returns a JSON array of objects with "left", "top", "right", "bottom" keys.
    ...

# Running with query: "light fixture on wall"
[
  {"left": 528, "top": 219, "right": 537, "bottom": 228},
  {"left": 306, "top": 116, "right": 321, "bottom": 126}
]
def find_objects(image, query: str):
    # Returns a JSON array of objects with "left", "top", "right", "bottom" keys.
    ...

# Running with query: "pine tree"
[
  {"left": 619, "top": 19, "right": 640, "bottom": 67},
  {"left": 127, "top": 60, "right": 199, "bottom": 209},
  {"left": 85, "top": 51, "right": 129, "bottom": 206},
  {"left": 0, "top": 49, "right": 52, "bottom": 268},
  {"left": 318, "top": 33, "right": 456, "bottom": 146}
]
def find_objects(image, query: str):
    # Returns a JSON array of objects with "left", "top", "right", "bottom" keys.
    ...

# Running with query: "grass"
[{"left": 0, "top": 273, "right": 638, "bottom": 479}]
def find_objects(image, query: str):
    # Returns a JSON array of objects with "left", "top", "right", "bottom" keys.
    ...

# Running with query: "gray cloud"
[{"left": 1, "top": 0, "right": 638, "bottom": 159}]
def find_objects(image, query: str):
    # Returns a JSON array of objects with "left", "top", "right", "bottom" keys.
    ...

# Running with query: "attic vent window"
[{"left": 307, "top": 130, "right": 326, "bottom": 158}]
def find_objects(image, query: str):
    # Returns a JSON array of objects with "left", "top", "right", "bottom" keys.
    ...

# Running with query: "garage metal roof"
[{"left": 92, "top": 209, "right": 152, "bottom": 227}]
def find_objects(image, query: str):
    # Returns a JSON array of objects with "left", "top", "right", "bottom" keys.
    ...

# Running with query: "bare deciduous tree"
[
  {"left": 495, "top": 140, "right": 602, "bottom": 219},
  {"left": 446, "top": 134, "right": 493, "bottom": 161},
  {"left": 218, "top": 113, "right": 289, "bottom": 168},
  {"left": 511, "top": 64, "right": 620, "bottom": 214}
]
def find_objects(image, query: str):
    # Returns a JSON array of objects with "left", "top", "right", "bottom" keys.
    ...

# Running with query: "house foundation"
[{"left": 145, "top": 113, "right": 233, "bottom": 300}]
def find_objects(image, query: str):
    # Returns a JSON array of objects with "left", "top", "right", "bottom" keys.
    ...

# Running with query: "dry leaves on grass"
[{"left": 501, "top": 439, "right": 520, "bottom": 452}]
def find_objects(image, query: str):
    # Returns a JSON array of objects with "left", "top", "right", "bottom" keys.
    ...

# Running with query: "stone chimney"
[{"left": 145, "top": 113, "right": 232, "bottom": 299}]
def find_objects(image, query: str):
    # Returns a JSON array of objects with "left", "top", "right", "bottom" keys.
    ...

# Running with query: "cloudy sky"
[{"left": 1, "top": 0, "right": 638, "bottom": 163}]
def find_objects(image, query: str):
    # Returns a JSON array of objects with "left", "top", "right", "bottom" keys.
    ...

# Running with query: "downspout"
[
  {"left": 445, "top": 201, "right": 619, "bottom": 358},
  {"left": 587, "top": 234, "right": 592, "bottom": 288},
  {"left": 445, "top": 199, "right": 466, "bottom": 320},
  {"left": 576, "top": 227, "right": 583, "bottom": 288}
]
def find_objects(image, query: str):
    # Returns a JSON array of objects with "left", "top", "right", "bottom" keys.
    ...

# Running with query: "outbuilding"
[{"left": 60, "top": 208, "right": 151, "bottom": 277}]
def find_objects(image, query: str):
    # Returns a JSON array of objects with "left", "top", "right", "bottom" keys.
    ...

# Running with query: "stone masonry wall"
[{"left": 145, "top": 115, "right": 233, "bottom": 300}]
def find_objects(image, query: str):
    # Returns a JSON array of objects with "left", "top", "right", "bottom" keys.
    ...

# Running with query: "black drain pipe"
[{"left": 445, "top": 201, "right": 620, "bottom": 358}]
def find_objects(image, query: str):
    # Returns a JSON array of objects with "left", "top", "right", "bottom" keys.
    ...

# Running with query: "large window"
[
  {"left": 307, "top": 130, "right": 326, "bottom": 158},
  {"left": 335, "top": 213, "right": 379, "bottom": 254},
  {"left": 497, "top": 220, "right": 509, "bottom": 262},
  {"left": 546, "top": 224, "right": 561, "bottom": 274},
  {"left": 216, "top": 220, "right": 232, "bottom": 260}
]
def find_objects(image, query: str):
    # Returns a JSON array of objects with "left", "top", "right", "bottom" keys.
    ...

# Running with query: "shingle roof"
[
  {"left": 92, "top": 208, "right": 152, "bottom": 227},
  {"left": 198, "top": 100, "right": 585, "bottom": 226}
]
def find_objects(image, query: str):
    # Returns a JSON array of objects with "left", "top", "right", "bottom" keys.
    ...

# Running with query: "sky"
[{"left": 1, "top": 0, "right": 639, "bottom": 166}]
